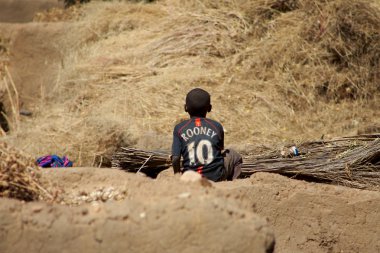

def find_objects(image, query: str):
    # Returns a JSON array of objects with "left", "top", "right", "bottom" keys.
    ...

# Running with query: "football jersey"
[{"left": 172, "top": 117, "right": 224, "bottom": 181}]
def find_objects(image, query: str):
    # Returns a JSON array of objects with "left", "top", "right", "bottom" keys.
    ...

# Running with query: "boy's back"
[
  {"left": 171, "top": 88, "right": 242, "bottom": 182},
  {"left": 172, "top": 117, "right": 224, "bottom": 181}
]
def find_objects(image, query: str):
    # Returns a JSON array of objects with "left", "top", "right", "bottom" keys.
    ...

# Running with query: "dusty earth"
[
  {"left": 1, "top": 168, "right": 380, "bottom": 253},
  {"left": 49, "top": 168, "right": 380, "bottom": 253},
  {"left": 0, "top": 0, "right": 63, "bottom": 23},
  {"left": 0, "top": 1, "right": 380, "bottom": 253}
]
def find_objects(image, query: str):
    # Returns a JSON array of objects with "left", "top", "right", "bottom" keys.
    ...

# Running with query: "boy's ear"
[
  {"left": 184, "top": 104, "right": 188, "bottom": 112},
  {"left": 208, "top": 104, "right": 212, "bottom": 112}
]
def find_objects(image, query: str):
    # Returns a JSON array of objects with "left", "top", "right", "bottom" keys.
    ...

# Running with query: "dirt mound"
[
  {"left": 28, "top": 167, "right": 379, "bottom": 252},
  {"left": 2, "top": 167, "right": 376, "bottom": 252},
  {"left": 0, "top": 0, "right": 62, "bottom": 23},
  {"left": 0, "top": 192, "right": 274, "bottom": 253},
  {"left": 0, "top": 21, "right": 94, "bottom": 108},
  {"left": 238, "top": 173, "right": 380, "bottom": 253}
]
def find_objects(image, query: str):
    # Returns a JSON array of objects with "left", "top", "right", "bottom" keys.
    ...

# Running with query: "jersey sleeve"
[
  {"left": 171, "top": 126, "right": 182, "bottom": 157},
  {"left": 220, "top": 124, "right": 225, "bottom": 150}
]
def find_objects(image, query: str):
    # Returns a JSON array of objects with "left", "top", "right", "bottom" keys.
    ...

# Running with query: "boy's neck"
[{"left": 190, "top": 114, "right": 207, "bottom": 118}]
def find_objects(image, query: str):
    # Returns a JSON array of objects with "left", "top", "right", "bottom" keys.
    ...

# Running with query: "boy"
[{"left": 171, "top": 88, "right": 242, "bottom": 182}]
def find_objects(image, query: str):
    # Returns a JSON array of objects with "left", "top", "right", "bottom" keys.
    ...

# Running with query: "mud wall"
[{"left": 0, "top": 196, "right": 275, "bottom": 253}]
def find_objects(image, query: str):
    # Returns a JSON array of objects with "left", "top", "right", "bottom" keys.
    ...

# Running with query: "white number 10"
[{"left": 187, "top": 140, "right": 214, "bottom": 165}]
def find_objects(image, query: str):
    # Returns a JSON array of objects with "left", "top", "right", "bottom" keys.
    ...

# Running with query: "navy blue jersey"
[{"left": 172, "top": 117, "right": 224, "bottom": 181}]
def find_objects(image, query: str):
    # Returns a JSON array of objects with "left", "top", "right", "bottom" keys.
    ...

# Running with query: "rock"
[
  {"left": 180, "top": 170, "right": 202, "bottom": 182},
  {"left": 91, "top": 202, "right": 101, "bottom": 213},
  {"left": 19, "top": 109, "right": 32, "bottom": 117},
  {"left": 81, "top": 208, "right": 88, "bottom": 215},
  {"left": 31, "top": 205, "right": 43, "bottom": 213},
  {"left": 177, "top": 192, "right": 191, "bottom": 199},
  {"left": 156, "top": 168, "right": 175, "bottom": 180},
  {"left": 180, "top": 171, "right": 212, "bottom": 187}
]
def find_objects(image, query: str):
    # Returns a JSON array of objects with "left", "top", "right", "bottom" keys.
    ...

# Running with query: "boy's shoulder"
[
  {"left": 201, "top": 118, "right": 224, "bottom": 131},
  {"left": 174, "top": 117, "right": 223, "bottom": 128},
  {"left": 203, "top": 117, "right": 223, "bottom": 127},
  {"left": 174, "top": 118, "right": 191, "bottom": 129}
]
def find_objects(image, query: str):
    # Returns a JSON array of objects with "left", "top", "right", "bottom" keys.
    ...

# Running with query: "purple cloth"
[{"left": 37, "top": 155, "right": 73, "bottom": 168}]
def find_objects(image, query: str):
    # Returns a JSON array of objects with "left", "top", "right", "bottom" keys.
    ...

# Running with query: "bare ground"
[
  {"left": 0, "top": 0, "right": 62, "bottom": 23},
  {"left": 2, "top": 167, "right": 377, "bottom": 253}
]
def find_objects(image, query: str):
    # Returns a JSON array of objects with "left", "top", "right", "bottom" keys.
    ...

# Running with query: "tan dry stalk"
[
  {"left": 3, "top": 66, "right": 20, "bottom": 131},
  {"left": 0, "top": 142, "right": 54, "bottom": 201},
  {"left": 5, "top": 0, "right": 380, "bottom": 167},
  {"left": 113, "top": 135, "right": 380, "bottom": 191}
]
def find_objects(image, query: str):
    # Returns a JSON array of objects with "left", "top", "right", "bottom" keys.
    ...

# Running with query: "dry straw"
[
  {"left": 112, "top": 134, "right": 380, "bottom": 191},
  {"left": 242, "top": 134, "right": 380, "bottom": 190},
  {"left": 112, "top": 147, "right": 171, "bottom": 176},
  {"left": 2, "top": 66, "right": 20, "bottom": 131},
  {"left": 7, "top": 0, "right": 380, "bottom": 167},
  {"left": 0, "top": 142, "right": 53, "bottom": 201}
]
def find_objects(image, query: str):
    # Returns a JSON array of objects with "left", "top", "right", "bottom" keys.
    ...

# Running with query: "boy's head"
[{"left": 185, "top": 88, "right": 212, "bottom": 117}]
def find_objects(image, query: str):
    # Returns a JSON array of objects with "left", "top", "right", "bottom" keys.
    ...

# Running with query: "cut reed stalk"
[{"left": 112, "top": 134, "right": 380, "bottom": 190}]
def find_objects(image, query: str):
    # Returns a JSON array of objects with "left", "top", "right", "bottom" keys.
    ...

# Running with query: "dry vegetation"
[
  {"left": 0, "top": 39, "right": 12, "bottom": 134},
  {"left": 112, "top": 135, "right": 380, "bottom": 190},
  {"left": 3, "top": 0, "right": 380, "bottom": 167},
  {"left": 0, "top": 142, "right": 53, "bottom": 201},
  {"left": 33, "top": 5, "right": 85, "bottom": 22}
]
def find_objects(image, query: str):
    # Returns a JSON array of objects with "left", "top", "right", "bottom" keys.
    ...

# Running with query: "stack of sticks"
[
  {"left": 112, "top": 148, "right": 171, "bottom": 176},
  {"left": 242, "top": 134, "right": 380, "bottom": 190},
  {"left": 112, "top": 134, "right": 380, "bottom": 190}
]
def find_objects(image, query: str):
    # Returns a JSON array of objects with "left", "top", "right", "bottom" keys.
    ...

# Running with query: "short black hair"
[{"left": 185, "top": 88, "right": 211, "bottom": 116}]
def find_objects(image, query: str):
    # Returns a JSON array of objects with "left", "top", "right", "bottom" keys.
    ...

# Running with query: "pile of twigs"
[
  {"left": 0, "top": 142, "right": 53, "bottom": 201},
  {"left": 112, "top": 134, "right": 380, "bottom": 190},
  {"left": 112, "top": 147, "right": 170, "bottom": 177},
  {"left": 242, "top": 134, "right": 380, "bottom": 190}
]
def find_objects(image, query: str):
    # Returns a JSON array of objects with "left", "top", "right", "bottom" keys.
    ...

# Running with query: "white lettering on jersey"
[
  {"left": 186, "top": 129, "right": 194, "bottom": 138},
  {"left": 180, "top": 126, "right": 218, "bottom": 142},
  {"left": 181, "top": 133, "right": 189, "bottom": 142}
]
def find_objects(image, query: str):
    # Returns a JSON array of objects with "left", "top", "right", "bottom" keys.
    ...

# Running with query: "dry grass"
[
  {"left": 0, "top": 142, "right": 53, "bottom": 201},
  {"left": 2, "top": 66, "right": 20, "bottom": 132},
  {"left": 33, "top": 5, "right": 85, "bottom": 22},
  {"left": 3, "top": 0, "right": 380, "bottom": 166},
  {"left": 0, "top": 42, "right": 18, "bottom": 135}
]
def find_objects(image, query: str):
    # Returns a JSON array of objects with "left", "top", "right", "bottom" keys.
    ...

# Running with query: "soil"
[
  {"left": 0, "top": 22, "right": 67, "bottom": 107},
  {"left": 0, "top": 1, "right": 380, "bottom": 252},
  {"left": 2, "top": 167, "right": 379, "bottom": 253},
  {"left": 0, "top": 0, "right": 63, "bottom": 23},
  {"left": 0, "top": 170, "right": 275, "bottom": 253}
]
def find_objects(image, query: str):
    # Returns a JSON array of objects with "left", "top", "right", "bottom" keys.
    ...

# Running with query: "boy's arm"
[
  {"left": 171, "top": 127, "right": 182, "bottom": 174},
  {"left": 221, "top": 125, "right": 225, "bottom": 150},
  {"left": 171, "top": 156, "right": 181, "bottom": 174}
]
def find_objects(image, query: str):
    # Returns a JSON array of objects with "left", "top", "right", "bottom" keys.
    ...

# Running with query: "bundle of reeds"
[
  {"left": 112, "top": 134, "right": 380, "bottom": 190},
  {"left": 242, "top": 134, "right": 380, "bottom": 190},
  {"left": 0, "top": 142, "right": 53, "bottom": 201},
  {"left": 112, "top": 147, "right": 171, "bottom": 177}
]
